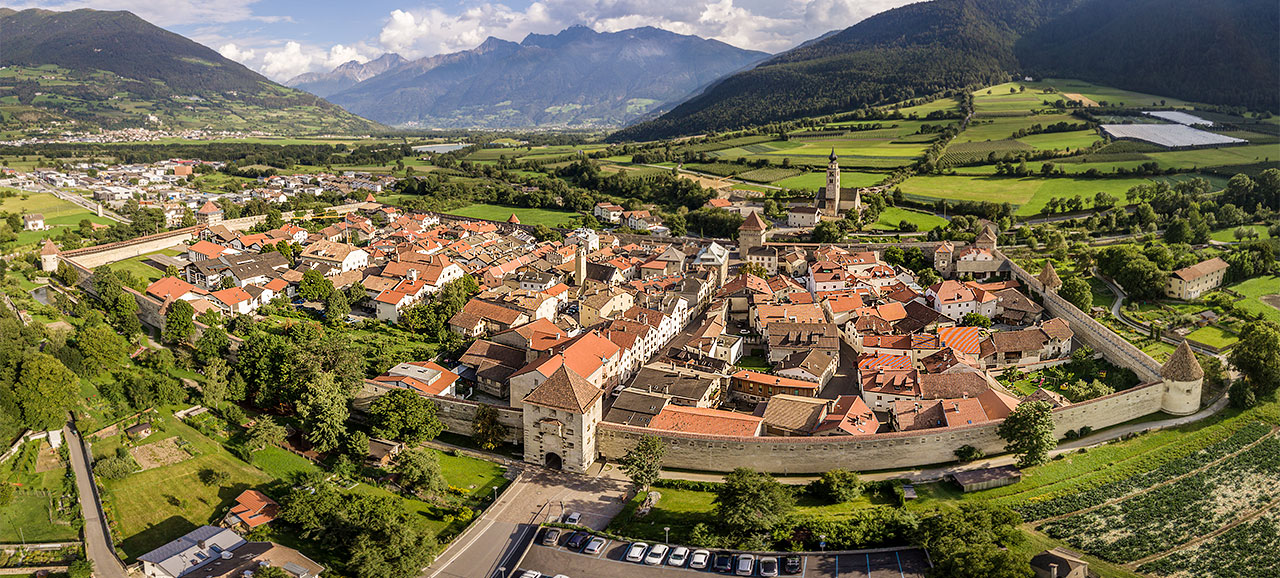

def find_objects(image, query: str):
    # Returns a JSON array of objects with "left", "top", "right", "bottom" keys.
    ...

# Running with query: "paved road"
[
  {"left": 425, "top": 467, "right": 631, "bottom": 578},
  {"left": 647, "top": 393, "right": 1231, "bottom": 486},
  {"left": 64, "top": 425, "right": 128, "bottom": 578}
]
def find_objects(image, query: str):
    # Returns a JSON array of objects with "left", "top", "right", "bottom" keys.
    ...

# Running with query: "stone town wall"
[
  {"left": 63, "top": 228, "right": 197, "bottom": 269},
  {"left": 596, "top": 381, "right": 1165, "bottom": 474},
  {"left": 997, "top": 250, "right": 1163, "bottom": 383}
]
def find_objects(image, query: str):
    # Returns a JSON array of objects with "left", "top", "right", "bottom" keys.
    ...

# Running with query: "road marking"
[{"left": 426, "top": 472, "right": 529, "bottom": 577}]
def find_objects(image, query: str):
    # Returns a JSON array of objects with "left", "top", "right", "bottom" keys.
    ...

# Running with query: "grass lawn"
[
  {"left": 0, "top": 190, "right": 115, "bottom": 247},
  {"left": 443, "top": 203, "right": 577, "bottom": 227},
  {"left": 1225, "top": 275, "right": 1280, "bottom": 323},
  {"left": 1185, "top": 325, "right": 1238, "bottom": 348},
  {"left": 897, "top": 175, "right": 1152, "bottom": 216},
  {"left": 956, "top": 114, "right": 1081, "bottom": 143},
  {"left": 1209, "top": 224, "right": 1271, "bottom": 242},
  {"left": 0, "top": 440, "right": 79, "bottom": 542},
  {"left": 873, "top": 207, "right": 948, "bottom": 231},
  {"left": 734, "top": 355, "right": 772, "bottom": 372},
  {"left": 774, "top": 171, "right": 885, "bottom": 191}
]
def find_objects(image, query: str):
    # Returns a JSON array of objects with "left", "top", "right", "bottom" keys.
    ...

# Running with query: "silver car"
[
  {"left": 689, "top": 549, "right": 711, "bottom": 569},
  {"left": 667, "top": 546, "right": 689, "bottom": 567},
  {"left": 583, "top": 536, "right": 607, "bottom": 555},
  {"left": 625, "top": 542, "right": 648, "bottom": 563},
  {"left": 759, "top": 556, "right": 779, "bottom": 577},
  {"left": 644, "top": 543, "right": 669, "bottom": 565},
  {"left": 735, "top": 554, "right": 756, "bottom": 576}
]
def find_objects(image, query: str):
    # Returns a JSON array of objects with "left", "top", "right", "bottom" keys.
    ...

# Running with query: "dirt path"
[
  {"left": 1128, "top": 494, "right": 1280, "bottom": 568},
  {"left": 1034, "top": 427, "right": 1279, "bottom": 525}
]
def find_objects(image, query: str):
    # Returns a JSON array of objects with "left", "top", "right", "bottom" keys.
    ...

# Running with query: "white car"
[
  {"left": 625, "top": 542, "right": 648, "bottom": 563},
  {"left": 667, "top": 546, "right": 689, "bottom": 567},
  {"left": 562, "top": 512, "right": 582, "bottom": 525},
  {"left": 689, "top": 549, "right": 711, "bottom": 569},
  {"left": 736, "top": 554, "right": 756, "bottom": 576},
  {"left": 644, "top": 543, "right": 669, "bottom": 565},
  {"left": 583, "top": 536, "right": 607, "bottom": 555}
]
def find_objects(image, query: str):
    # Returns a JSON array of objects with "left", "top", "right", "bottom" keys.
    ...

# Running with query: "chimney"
[
  {"left": 1048, "top": 563, "right": 1059, "bottom": 578},
  {"left": 952, "top": 402, "right": 960, "bottom": 412}
]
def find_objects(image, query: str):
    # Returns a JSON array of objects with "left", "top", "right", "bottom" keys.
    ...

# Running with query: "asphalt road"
[{"left": 64, "top": 424, "right": 128, "bottom": 578}]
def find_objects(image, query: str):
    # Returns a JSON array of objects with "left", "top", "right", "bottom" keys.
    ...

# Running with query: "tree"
[
  {"left": 1058, "top": 276, "right": 1093, "bottom": 312},
  {"left": 246, "top": 416, "right": 287, "bottom": 451},
  {"left": 472, "top": 404, "right": 508, "bottom": 451},
  {"left": 812, "top": 220, "right": 844, "bottom": 243},
  {"left": 917, "top": 503, "right": 1031, "bottom": 578},
  {"left": 713, "top": 468, "right": 794, "bottom": 537},
  {"left": 54, "top": 260, "right": 79, "bottom": 286},
  {"left": 368, "top": 389, "right": 443, "bottom": 445},
  {"left": 1229, "top": 320, "right": 1280, "bottom": 401},
  {"left": 76, "top": 322, "right": 128, "bottom": 371},
  {"left": 997, "top": 401, "right": 1056, "bottom": 467},
  {"left": 394, "top": 447, "right": 447, "bottom": 497},
  {"left": 1061, "top": 379, "right": 1113, "bottom": 402},
  {"left": 297, "top": 373, "right": 350, "bottom": 453},
  {"left": 954, "top": 445, "right": 985, "bottom": 462},
  {"left": 325, "top": 289, "right": 350, "bottom": 326},
  {"left": 621, "top": 435, "right": 666, "bottom": 490},
  {"left": 195, "top": 325, "right": 231, "bottom": 363},
  {"left": 249, "top": 566, "right": 290, "bottom": 578},
  {"left": 163, "top": 300, "right": 196, "bottom": 344},
  {"left": 15, "top": 352, "right": 78, "bottom": 430},
  {"left": 808, "top": 469, "right": 862, "bottom": 503},
  {"left": 740, "top": 262, "right": 768, "bottom": 278},
  {"left": 916, "top": 267, "right": 941, "bottom": 287},
  {"left": 202, "top": 357, "right": 230, "bottom": 408},
  {"left": 299, "top": 269, "right": 333, "bottom": 302},
  {"left": 200, "top": 468, "right": 231, "bottom": 486},
  {"left": 961, "top": 313, "right": 992, "bottom": 328},
  {"left": 346, "top": 431, "right": 370, "bottom": 458}
]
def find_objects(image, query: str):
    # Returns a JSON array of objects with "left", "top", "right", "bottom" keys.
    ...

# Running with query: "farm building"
[
  {"left": 125, "top": 422, "right": 153, "bottom": 438},
  {"left": 367, "top": 438, "right": 404, "bottom": 468},
  {"left": 1030, "top": 548, "right": 1090, "bottom": 578},
  {"left": 952, "top": 465, "right": 1021, "bottom": 492}
]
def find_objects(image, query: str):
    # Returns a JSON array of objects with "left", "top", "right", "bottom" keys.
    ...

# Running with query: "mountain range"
[
  {"left": 286, "top": 53, "right": 407, "bottom": 99},
  {"left": 303, "top": 26, "right": 768, "bottom": 129},
  {"left": 615, "top": 0, "right": 1280, "bottom": 141},
  {"left": 0, "top": 8, "right": 381, "bottom": 134}
]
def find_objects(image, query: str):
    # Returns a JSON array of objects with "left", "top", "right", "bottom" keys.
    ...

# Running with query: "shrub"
[
  {"left": 94, "top": 456, "right": 136, "bottom": 480},
  {"left": 807, "top": 469, "right": 863, "bottom": 503},
  {"left": 954, "top": 445, "right": 985, "bottom": 462}
]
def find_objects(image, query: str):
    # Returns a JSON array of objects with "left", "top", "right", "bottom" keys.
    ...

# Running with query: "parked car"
[
  {"left": 539, "top": 528, "right": 560, "bottom": 546},
  {"left": 667, "top": 546, "right": 689, "bottom": 567},
  {"left": 735, "top": 554, "right": 756, "bottom": 576},
  {"left": 562, "top": 512, "right": 582, "bottom": 525},
  {"left": 689, "top": 549, "right": 711, "bottom": 569},
  {"left": 565, "top": 531, "right": 590, "bottom": 550},
  {"left": 583, "top": 536, "right": 607, "bottom": 555},
  {"left": 782, "top": 555, "right": 803, "bottom": 575},
  {"left": 625, "top": 542, "right": 649, "bottom": 563},
  {"left": 759, "top": 556, "right": 779, "bottom": 576},
  {"left": 713, "top": 552, "right": 734, "bottom": 573},
  {"left": 644, "top": 544, "right": 670, "bottom": 565}
]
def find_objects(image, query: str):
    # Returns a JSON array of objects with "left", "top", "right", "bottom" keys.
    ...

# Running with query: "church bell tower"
[{"left": 822, "top": 149, "right": 841, "bottom": 212}]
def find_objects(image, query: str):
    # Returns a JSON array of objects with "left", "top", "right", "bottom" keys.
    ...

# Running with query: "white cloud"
[{"left": 217, "top": 42, "right": 255, "bottom": 63}]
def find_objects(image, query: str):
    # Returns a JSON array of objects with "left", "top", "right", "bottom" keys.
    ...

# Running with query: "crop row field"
[
  {"left": 1137, "top": 507, "right": 1280, "bottom": 577},
  {"left": 773, "top": 170, "right": 885, "bottom": 191},
  {"left": 1039, "top": 431, "right": 1280, "bottom": 565}
]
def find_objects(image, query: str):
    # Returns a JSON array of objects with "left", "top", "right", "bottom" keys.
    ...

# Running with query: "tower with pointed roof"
[
  {"left": 521, "top": 365, "right": 603, "bottom": 472},
  {"left": 738, "top": 210, "right": 768, "bottom": 255},
  {"left": 1038, "top": 261, "right": 1062, "bottom": 292},
  {"left": 975, "top": 223, "right": 998, "bottom": 251},
  {"left": 821, "top": 149, "right": 841, "bottom": 213},
  {"left": 1160, "top": 340, "right": 1203, "bottom": 415},
  {"left": 39, "top": 239, "right": 60, "bottom": 273}
]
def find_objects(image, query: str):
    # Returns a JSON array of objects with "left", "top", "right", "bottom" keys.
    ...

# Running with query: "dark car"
[
  {"left": 539, "top": 527, "right": 561, "bottom": 547},
  {"left": 712, "top": 552, "right": 734, "bottom": 573},
  {"left": 565, "top": 531, "right": 591, "bottom": 550},
  {"left": 782, "top": 555, "right": 802, "bottom": 575}
]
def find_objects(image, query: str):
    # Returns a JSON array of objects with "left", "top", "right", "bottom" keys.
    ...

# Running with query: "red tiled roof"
[
  {"left": 938, "top": 326, "right": 984, "bottom": 355},
  {"left": 648, "top": 406, "right": 762, "bottom": 437},
  {"left": 229, "top": 489, "right": 277, "bottom": 528}
]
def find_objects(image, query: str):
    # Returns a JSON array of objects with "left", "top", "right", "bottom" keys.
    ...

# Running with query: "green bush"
[
  {"left": 94, "top": 456, "right": 135, "bottom": 480},
  {"left": 806, "top": 469, "right": 863, "bottom": 503}
]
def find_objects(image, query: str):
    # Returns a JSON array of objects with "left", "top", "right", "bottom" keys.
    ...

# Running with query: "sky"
[{"left": 3, "top": 0, "right": 917, "bottom": 82}]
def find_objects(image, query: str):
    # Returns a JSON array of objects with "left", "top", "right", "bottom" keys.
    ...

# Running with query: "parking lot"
[{"left": 514, "top": 531, "right": 930, "bottom": 578}]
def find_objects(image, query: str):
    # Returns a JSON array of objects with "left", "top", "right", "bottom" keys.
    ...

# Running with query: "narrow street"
[{"left": 63, "top": 425, "right": 128, "bottom": 578}]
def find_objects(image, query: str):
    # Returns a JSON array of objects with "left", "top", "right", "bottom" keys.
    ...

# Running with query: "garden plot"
[
  {"left": 130, "top": 436, "right": 192, "bottom": 470},
  {"left": 1040, "top": 431, "right": 1280, "bottom": 564},
  {"left": 1138, "top": 507, "right": 1280, "bottom": 578}
]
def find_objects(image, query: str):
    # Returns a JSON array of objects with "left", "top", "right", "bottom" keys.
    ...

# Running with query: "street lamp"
[
  {"left": 664, "top": 527, "right": 670, "bottom": 544},
  {"left": 492, "top": 486, "right": 499, "bottom": 503}
]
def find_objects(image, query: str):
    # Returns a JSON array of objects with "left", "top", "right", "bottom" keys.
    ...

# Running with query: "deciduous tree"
[
  {"left": 1058, "top": 276, "right": 1093, "bottom": 311},
  {"left": 393, "top": 447, "right": 447, "bottom": 497},
  {"left": 472, "top": 404, "right": 508, "bottom": 451},
  {"left": 713, "top": 468, "right": 794, "bottom": 537},
  {"left": 621, "top": 435, "right": 666, "bottom": 490},
  {"left": 15, "top": 352, "right": 78, "bottom": 430},
  {"left": 163, "top": 300, "right": 195, "bottom": 344},
  {"left": 997, "top": 400, "right": 1056, "bottom": 467},
  {"left": 368, "top": 389, "right": 443, "bottom": 445}
]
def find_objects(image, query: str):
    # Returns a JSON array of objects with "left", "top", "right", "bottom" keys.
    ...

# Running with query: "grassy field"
[
  {"left": 774, "top": 171, "right": 885, "bottom": 191},
  {"left": 897, "top": 175, "right": 1153, "bottom": 215},
  {"left": 110, "top": 248, "right": 184, "bottom": 285},
  {"left": 873, "top": 206, "right": 948, "bottom": 231},
  {"left": 0, "top": 439, "right": 79, "bottom": 542},
  {"left": 443, "top": 203, "right": 578, "bottom": 227},
  {"left": 1185, "top": 325, "right": 1238, "bottom": 348},
  {"left": 956, "top": 114, "right": 1082, "bottom": 143},
  {"left": 1224, "top": 275, "right": 1280, "bottom": 323},
  {"left": 0, "top": 190, "right": 115, "bottom": 246},
  {"left": 1209, "top": 225, "right": 1272, "bottom": 243}
]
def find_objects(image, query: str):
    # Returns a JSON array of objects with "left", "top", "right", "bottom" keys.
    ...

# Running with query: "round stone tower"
[{"left": 1160, "top": 340, "right": 1203, "bottom": 415}]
